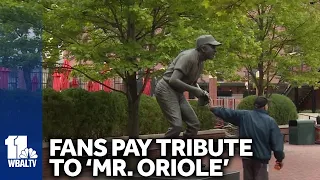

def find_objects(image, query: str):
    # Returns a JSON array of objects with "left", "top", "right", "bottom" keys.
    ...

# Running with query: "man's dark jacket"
[{"left": 211, "top": 107, "right": 285, "bottom": 164}]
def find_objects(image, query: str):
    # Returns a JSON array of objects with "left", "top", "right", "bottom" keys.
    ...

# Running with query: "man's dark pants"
[{"left": 242, "top": 158, "right": 269, "bottom": 180}]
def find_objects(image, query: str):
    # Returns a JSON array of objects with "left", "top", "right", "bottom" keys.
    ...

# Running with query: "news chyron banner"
[{"left": 0, "top": 4, "right": 43, "bottom": 180}]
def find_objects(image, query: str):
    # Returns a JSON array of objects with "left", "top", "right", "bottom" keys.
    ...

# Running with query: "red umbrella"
[
  {"left": 143, "top": 78, "right": 151, "bottom": 96},
  {"left": 103, "top": 79, "right": 113, "bottom": 92},
  {"left": 52, "top": 70, "right": 61, "bottom": 91},
  {"left": 62, "top": 59, "right": 71, "bottom": 76},
  {"left": 32, "top": 75, "right": 38, "bottom": 92},
  {"left": 0, "top": 67, "right": 9, "bottom": 89},
  {"left": 92, "top": 82, "right": 101, "bottom": 91},
  {"left": 61, "top": 59, "right": 71, "bottom": 90},
  {"left": 60, "top": 73, "right": 66, "bottom": 90},
  {"left": 87, "top": 81, "right": 93, "bottom": 92},
  {"left": 71, "top": 77, "right": 79, "bottom": 88}
]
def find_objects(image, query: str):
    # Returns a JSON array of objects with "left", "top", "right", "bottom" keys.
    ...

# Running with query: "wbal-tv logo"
[{"left": 4, "top": 135, "right": 38, "bottom": 168}]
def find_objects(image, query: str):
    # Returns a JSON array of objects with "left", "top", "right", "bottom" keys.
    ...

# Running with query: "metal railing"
[
  {"left": 1, "top": 70, "right": 127, "bottom": 92},
  {"left": 1, "top": 68, "right": 244, "bottom": 109},
  {"left": 215, "top": 97, "right": 242, "bottom": 110},
  {"left": 1, "top": 69, "right": 43, "bottom": 91}
]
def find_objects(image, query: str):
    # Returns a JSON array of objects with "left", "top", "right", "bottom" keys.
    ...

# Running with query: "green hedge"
[
  {"left": 237, "top": 94, "right": 298, "bottom": 125},
  {"left": 43, "top": 88, "right": 216, "bottom": 140},
  {"left": 0, "top": 89, "right": 42, "bottom": 120}
]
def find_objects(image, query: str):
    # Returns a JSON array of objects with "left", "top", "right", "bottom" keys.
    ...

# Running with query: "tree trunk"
[
  {"left": 125, "top": 4, "right": 141, "bottom": 174},
  {"left": 23, "top": 68, "right": 32, "bottom": 91},
  {"left": 46, "top": 68, "right": 53, "bottom": 88},
  {"left": 126, "top": 73, "right": 141, "bottom": 173},
  {"left": 127, "top": 77, "right": 140, "bottom": 139},
  {"left": 257, "top": 63, "right": 264, "bottom": 96},
  {"left": 257, "top": 82, "right": 264, "bottom": 96}
]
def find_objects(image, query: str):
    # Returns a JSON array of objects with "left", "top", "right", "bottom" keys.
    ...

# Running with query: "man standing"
[
  {"left": 155, "top": 35, "right": 221, "bottom": 139},
  {"left": 210, "top": 96, "right": 285, "bottom": 180}
]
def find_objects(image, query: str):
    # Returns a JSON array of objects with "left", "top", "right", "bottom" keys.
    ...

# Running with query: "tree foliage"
[
  {"left": 206, "top": 0, "right": 320, "bottom": 95},
  {"left": 38, "top": 0, "right": 320, "bottom": 138},
  {"left": 38, "top": 0, "right": 250, "bottom": 138},
  {"left": 2, "top": 0, "right": 320, "bottom": 137},
  {"left": 0, "top": 0, "right": 42, "bottom": 90}
]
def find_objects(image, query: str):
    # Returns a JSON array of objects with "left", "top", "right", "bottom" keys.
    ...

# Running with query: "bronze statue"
[{"left": 155, "top": 35, "right": 221, "bottom": 139}]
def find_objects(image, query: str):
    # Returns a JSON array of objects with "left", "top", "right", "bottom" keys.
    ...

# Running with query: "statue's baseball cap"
[
  {"left": 196, "top": 35, "right": 222, "bottom": 48},
  {"left": 254, "top": 96, "right": 269, "bottom": 109}
]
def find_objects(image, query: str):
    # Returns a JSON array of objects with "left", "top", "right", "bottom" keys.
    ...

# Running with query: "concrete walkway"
[{"left": 225, "top": 143, "right": 320, "bottom": 180}]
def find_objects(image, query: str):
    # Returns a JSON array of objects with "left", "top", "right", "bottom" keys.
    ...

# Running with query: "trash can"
[
  {"left": 289, "top": 120, "right": 315, "bottom": 145},
  {"left": 316, "top": 116, "right": 320, "bottom": 144}
]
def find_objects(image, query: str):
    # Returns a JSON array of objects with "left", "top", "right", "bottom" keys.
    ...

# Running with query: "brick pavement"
[
  {"left": 225, "top": 143, "right": 320, "bottom": 180},
  {"left": 44, "top": 143, "right": 320, "bottom": 180}
]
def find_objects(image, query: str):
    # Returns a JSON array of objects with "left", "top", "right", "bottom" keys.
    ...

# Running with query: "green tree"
[
  {"left": 38, "top": 0, "right": 250, "bottom": 139},
  {"left": 206, "top": 0, "right": 320, "bottom": 95},
  {"left": 0, "top": 0, "right": 42, "bottom": 91}
]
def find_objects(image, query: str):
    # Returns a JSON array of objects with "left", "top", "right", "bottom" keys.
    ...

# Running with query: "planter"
[
  {"left": 315, "top": 125, "right": 320, "bottom": 144},
  {"left": 279, "top": 125, "right": 289, "bottom": 142}
]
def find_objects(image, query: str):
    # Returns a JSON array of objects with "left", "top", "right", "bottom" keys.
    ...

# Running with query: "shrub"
[
  {"left": 139, "top": 96, "right": 216, "bottom": 135},
  {"left": 237, "top": 94, "right": 298, "bottom": 125},
  {"left": 43, "top": 88, "right": 216, "bottom": 140},
  {"left": 1, "top": 89, "right": 41, "bottom": 109},
  {"left": 100, "top": 91, "right": 128, "bottom": 137},
  {"left": 1, "top": 89, "right": 42, "bottom": 131},
  {"left": 139, "top": 95, "right": 168, "bottom": 134},
  {"left": 189, "top": 100, "right": 216, "bottom": 130},
  {"left": 43, "top": 88, "right": 75, "bottom": 141}
]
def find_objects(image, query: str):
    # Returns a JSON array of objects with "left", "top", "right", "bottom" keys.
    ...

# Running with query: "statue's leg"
[
  {"left": 179, "top": 96, "right": 200, "bottom": 138},
  {"left": 155, "top": 79, "right": 183, "bottom": 138},
  {"left": 155, "top": 80, "right": 183, "bottom": 162},
  {"left": 179, "top": 95, "right": 206, "bottom": 169}
]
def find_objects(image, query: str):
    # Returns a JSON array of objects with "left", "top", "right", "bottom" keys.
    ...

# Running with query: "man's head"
[
  {"left": 254, "top": 96, "right": 269, "bottom": 110},
  {"left": 196, "top": 35, "right": 221, "bottom": 60}
]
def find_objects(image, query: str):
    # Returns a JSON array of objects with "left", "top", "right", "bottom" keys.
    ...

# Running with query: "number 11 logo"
[
  {"left": 5, "top": 136, "right": 27, "bottom": 159},
  {"left": 4, "top": 135, "right": 38, "bottom": 168}
]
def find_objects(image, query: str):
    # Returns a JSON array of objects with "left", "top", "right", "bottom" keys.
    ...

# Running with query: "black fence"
[
  {"left": 0, "top": 67, "right": 43, "bottom": 91},
  {"left": 2, "top": 69, "right": 210, "bottom": 99}
]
